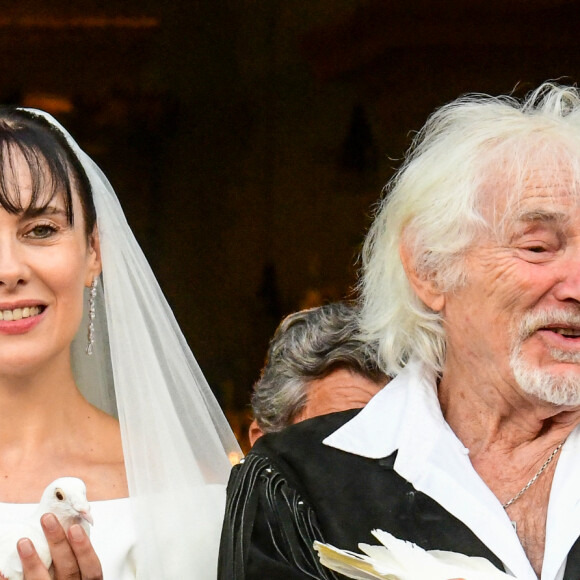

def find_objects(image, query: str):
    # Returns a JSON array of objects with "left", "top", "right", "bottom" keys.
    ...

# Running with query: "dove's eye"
[{"left": 55, "top": 489, "right": 65, "bottom": 501}]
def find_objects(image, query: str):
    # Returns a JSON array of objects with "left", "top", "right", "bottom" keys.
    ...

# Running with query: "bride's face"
[{"left": 0, "top": 150, "right": 101, "bottom": 376}]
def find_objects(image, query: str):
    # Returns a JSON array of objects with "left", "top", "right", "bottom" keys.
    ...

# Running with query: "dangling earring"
[{"left": 86, "top": 278, "right": 98, "bottom": 355}]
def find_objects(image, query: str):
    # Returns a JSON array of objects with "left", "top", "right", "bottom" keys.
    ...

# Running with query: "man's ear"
[
  {"left": 85, "top": 227, "right": 102, "bottom": 286},
  {"left": 248, "top": 420, "right": 264, "bottom": 447},
  {"left": 399, "top": 239, "right": 445, "bottom": 312}
]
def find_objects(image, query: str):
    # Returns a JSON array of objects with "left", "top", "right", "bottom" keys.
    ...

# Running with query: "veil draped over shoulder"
[{"left": 27, "top": 109, "right": 242, "bottom": 579}]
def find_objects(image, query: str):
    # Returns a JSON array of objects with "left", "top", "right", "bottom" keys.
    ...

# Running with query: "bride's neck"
[{"left": 0, "top": 360, "right": 83, "bottom": 431}]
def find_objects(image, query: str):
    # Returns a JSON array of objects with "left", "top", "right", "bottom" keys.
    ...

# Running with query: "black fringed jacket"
[{"left": 218, "top": 410, "right": 580, "bottom": 579}]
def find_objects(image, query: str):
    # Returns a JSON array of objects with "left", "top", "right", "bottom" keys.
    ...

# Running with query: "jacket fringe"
[{"left": 219, "top": 452, "right": 339, "bottom": 579}]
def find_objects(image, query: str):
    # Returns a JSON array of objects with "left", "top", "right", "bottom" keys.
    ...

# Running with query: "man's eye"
[{"left": 527, "top": 246, "right": 547, "bottom": 253}]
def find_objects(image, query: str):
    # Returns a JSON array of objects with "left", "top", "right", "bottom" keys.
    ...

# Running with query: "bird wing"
[
  {"left": 370, "top": 530, "right": 513, "bottom": 580},
  {"left": 315, "top": 530, "right": 517, "bottom": 580},
  {"left": 0, "top": 523, "right": 51, "bottom": 580},
  {"left": 314, "top": 541, "right": 400, "bottom": 580}
]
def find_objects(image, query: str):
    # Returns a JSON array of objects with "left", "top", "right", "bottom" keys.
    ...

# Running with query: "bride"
[{"left": 0, "top": 107, "right": 240, "bottom": 579}]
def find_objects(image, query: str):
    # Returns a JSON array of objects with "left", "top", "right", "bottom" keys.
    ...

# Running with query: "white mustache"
[{"left": 516, "top": 309, "right": 580, "bottom": 340}]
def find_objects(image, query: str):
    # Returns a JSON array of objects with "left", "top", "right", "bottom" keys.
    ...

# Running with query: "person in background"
[
  {"left": 248, "top": 302, "right": 388, "bottom": 446},
  {"left": 219, "top": 82, "right": 580, "bottom": 580}
]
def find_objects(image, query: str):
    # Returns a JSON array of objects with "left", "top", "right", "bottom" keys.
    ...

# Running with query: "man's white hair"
[{"left": 360, "top": 82, "right": 580, "bottom": 378}]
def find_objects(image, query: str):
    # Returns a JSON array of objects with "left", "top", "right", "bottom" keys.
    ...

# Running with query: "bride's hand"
[{"left": 19, "top": 514, "right": 103, "bottom": 580}]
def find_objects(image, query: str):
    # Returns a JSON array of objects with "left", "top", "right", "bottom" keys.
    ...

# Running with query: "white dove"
[
  {"left": 314, "top": 529, "right": 515, "bottom": 580},
  {"left": 0, "top": 477, "right": 93, "bottom": 580}
]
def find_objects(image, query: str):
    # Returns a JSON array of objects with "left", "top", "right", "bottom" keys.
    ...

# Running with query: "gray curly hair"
[{"left": 251, "top": 302, "right": 386, "bottom": 434}]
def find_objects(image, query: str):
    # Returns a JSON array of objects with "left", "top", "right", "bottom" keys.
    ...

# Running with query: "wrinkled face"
[
  {"left": 443, "top": 167, "right": 580, "bottom": 406},
  {"left": 0, "top": 151, "right": 100, "bottom": 376},
  {"left": 291, "top": 368, "right": 386, "bottom": 423},
  {"left": 248, "top": 369, "right": 387, "bottom": 446}
]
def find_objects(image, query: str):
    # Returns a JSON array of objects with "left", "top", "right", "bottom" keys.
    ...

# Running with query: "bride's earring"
[{"left": 86, "top": 278, "right": 98, "bottom": 355}]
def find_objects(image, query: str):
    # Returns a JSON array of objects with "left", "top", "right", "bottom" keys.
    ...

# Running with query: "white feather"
[
  {"left": 0, "top": 477, "right": 93, "bottom": 580},
  {"left": 314, "top": 529, "right": 515, "bottom": 580}
]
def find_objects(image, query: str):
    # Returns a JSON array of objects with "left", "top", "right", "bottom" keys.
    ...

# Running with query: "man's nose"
[{"left": 553, "top": 249, "right": 580, "bottom": 304}]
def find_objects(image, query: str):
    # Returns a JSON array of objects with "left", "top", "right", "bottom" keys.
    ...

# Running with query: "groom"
[{"left": 219, "top": 82, "right": 580, "bottom": 580}]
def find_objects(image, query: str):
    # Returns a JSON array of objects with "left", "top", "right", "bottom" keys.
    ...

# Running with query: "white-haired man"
[{"left": 219, "top": 83, "right": 580, "bottom": 580}]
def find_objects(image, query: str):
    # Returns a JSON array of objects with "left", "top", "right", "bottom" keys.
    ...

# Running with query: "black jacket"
[{"left": 219, "top": 410, "right": 580, "bottom": 579}]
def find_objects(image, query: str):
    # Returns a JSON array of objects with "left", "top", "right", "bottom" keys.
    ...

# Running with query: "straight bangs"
[{"left": 0, "top": 133, "right": 74, "bottom": 225}]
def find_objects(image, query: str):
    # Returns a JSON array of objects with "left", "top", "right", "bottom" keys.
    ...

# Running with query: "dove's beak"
[{"left": 78, "top": 506, "right": 94, "bottom": 526}]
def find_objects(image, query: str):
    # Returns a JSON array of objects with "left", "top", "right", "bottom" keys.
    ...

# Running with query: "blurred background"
[{"left": 6, "top": 0, "right": 579, "bottom": 450}]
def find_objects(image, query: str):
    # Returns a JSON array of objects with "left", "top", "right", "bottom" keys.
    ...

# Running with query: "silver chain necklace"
[{"left": 502, "top": 442, "right": 563, "bottom": 509}]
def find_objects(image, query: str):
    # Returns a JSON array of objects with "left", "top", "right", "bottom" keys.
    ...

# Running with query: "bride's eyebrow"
[{"left": 20, "top": 204, "right": 68, "bottom": 219}]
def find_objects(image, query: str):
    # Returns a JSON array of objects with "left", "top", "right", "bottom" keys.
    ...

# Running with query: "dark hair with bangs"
[{"left": 0, "top": 108, "right": 95, "bottom": 236}]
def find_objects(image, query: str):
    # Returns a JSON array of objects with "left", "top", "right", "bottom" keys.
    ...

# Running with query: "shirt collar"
[{"left": 323, "top": 358, "right": 460, "bottom": 461}]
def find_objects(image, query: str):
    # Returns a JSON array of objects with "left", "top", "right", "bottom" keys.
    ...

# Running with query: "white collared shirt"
[{"left": 323, "top": 359, "right": 580, "bottom": 580}]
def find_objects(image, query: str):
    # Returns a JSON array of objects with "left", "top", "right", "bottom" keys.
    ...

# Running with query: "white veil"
[{"left": 25, "top": 109, "right": 242, "bottom": 578}]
